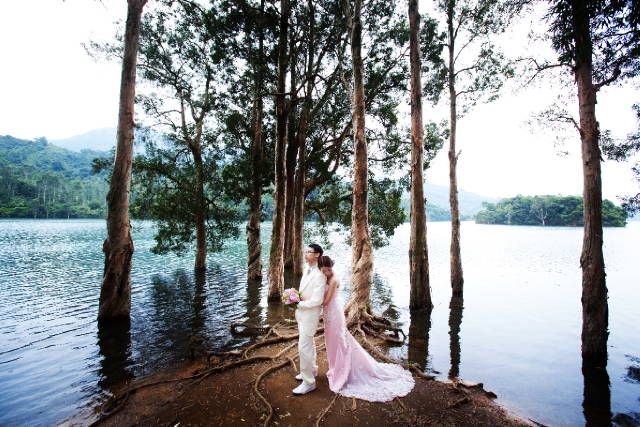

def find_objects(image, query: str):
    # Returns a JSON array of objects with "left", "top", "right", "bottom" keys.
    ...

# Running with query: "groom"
[{"left": 292, "top": 243, "right": 326, "bottom": 395}]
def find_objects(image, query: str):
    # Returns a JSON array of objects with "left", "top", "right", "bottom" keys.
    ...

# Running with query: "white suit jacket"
[{"left": 295, "top": 265, "right": 326, "bottom": 336}]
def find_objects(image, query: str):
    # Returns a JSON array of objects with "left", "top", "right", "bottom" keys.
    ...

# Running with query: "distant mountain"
[
  {"left": 400, "top": 182, "right": 499, "bottom": 221},
  {"left": 423, "top": 181, "right": 499, "bottom": 215},
  {"left": 50, "top": 128, "right": 116, "bottom": 152},
  {"left": 0, "top": 135, "right": 108, "bottom": 179}
]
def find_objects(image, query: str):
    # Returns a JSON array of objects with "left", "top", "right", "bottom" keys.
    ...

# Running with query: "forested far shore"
[
  {"left": 0, "top": 135, "right": 109, "bottom": 218},
  {"left": 475, "top": 195, "right": 627, "bottom": 227}
]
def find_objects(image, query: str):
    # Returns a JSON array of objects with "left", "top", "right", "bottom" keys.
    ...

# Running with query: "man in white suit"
[{"left": 292, "top": 243, "right": 326, "bottom": 395}]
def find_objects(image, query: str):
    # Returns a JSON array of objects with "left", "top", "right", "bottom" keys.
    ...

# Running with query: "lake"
[{"left": 0, "top": 219, "right": 638, "bottom": 426}]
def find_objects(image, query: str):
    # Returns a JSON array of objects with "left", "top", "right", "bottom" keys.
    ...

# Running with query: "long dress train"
[{"left": 323, "top": 284, "right": 415, "bottom": 402}]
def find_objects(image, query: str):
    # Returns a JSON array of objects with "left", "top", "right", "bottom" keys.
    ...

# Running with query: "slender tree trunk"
[
  {"left": 193, "top": 145, "right": 207, "bottom": 271},
  {"left": 247, "top": 0, "right": 266, "bottom": 280},
  {"left": 572, "top": 1, "right": 607, "bottom": 365},
  {"left": 408, "top": 0, "right": 432, "bottom": 310},
  {"left": 448, "top": 294, "right": 463, "bottom": 379},
  {"left": 344, "top": 0, "right": 373, "bottom": 328},
  {"left": 283, "top": 45, "right": 298, "bottom": 269},
  {"left": 447, "top": 0, "right": 464, "bottom": 295},
  {"left": 292, "top": 105, "right": 310, "bottom": 277},
  {"left": 98, "top": 0, "right": 147, "bottom": 320},
  {"left": 267, "top": 0, "right": 290, "bottom": 301}
]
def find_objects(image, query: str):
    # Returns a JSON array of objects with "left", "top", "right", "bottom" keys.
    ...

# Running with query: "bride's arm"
[{"left": 321, "top": 277, "right": 339, "bottom": 306}]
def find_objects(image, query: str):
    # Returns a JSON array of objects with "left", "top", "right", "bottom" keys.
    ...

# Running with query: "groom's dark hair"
[{"left": 308, "top": 243, "right": 323, "bottom": 256}]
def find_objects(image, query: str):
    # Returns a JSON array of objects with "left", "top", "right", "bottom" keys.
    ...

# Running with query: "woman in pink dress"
[{"left": 318, "top": 255, "right": 415, "bottom": 402}]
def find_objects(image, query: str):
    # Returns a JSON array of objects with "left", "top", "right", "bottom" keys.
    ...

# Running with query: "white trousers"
[{"left": 298, "top": 333, "right": 317, "bottom": 385}]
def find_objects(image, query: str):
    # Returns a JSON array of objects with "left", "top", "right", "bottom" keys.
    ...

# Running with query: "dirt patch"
[{"left": 82, "top": 323, "right": 532, "bottom": 427}]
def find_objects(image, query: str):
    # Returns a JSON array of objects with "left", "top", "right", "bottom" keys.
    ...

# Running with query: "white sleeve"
[{"left": 297, "top": 274, "right": 326, "bottom": 309}]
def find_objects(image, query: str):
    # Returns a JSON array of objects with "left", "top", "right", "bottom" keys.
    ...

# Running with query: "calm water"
[{"left": 0, "top": 219, "right": 638, "bottom": 426}]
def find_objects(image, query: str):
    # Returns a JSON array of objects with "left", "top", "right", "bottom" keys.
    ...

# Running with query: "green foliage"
[
  {"left": 475, "top": 195, "right": 627, "bottom": 227},
  {"left": 0, "top": 135, "right": 108, "bottom": 218},
  {"left": 304, "top": 176, "right": 406, "bottom": 248}
]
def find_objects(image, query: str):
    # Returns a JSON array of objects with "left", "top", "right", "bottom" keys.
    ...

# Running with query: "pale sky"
[{"left": 0, "top": 0, "right": 638, "bottom": 202}]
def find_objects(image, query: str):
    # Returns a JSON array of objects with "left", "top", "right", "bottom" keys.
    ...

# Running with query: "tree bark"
[
  {"left": 408, "top": 0, "right": 432, "bottom": 310},
  {"left": 246, "top": 0, "right": 266, "bottom": 280},
  {"left": 283, "top": 50, "right": 298, "bottom": 269},
  {"left": 193, "top": 144, "right": 207, "bottom": 271},
  {"left": 98, "top": 0, "right": 147, "bottom": 321},
  {"left": 343, "top": 0, "right": 374, "bottom": 328},
  {"left": 267, "top": 0, "right": 290, "bottom": 301},
  {"left": 571, "top": 0, "right": 608, "bottom": 365},
  {"left": 447, "top": 0, "right": 464, "bottom": 295},
  {"left": 291, "top": 123, "right": 307, "bottom": 277}
]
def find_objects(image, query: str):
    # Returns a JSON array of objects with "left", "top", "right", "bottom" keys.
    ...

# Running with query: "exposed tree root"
[
  {"left": 92, "top": 313, "right": 435, "bottom": 427},
  {"left": 314, "top": 393, "right": 339, "bottom": 427}
]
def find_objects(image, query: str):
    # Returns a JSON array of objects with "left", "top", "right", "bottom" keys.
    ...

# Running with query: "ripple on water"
[{"left": 0, "top": 220, "right": 639, "bottom": 427}]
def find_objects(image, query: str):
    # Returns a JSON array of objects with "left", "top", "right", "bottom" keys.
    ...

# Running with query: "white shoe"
[
  {"left": 295, "top": 372, "right": 317, "bottom": 381},
  {"left": 292, "top": 382, "right": 316, "bottom": 395}
]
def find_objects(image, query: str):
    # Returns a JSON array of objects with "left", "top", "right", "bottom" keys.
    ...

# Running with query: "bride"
[{"left": 317, "top": 255, "right": 414, "bottom": 402}]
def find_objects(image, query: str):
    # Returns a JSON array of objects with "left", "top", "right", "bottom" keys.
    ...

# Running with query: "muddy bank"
[{"left": 81, "top": 323, "right": 532, "bottom": 427}]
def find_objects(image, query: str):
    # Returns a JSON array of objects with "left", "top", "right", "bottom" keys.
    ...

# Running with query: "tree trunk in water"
[
  {"left": 267, "top": 0, "right": 290, "bottom": 301},
  {"left": 193, "top": 145, "right": 207, "bottom": 271},
  {"left": 572, "top": 1, "right": 607, "bottom": 365},
  {"left": 447, "top": 1, "right": 464, "bottom": 295},
  {"left": 247, "top": 0, "right": 266, "bottom": 280},
  {"left": 98, "top": 0, "right": 146, "bottom": 321},
  {"left": 344, "top": 0, "right": 373, "bottom": 328},
  {"left": 408, "top": 0, "right": 432, "bottom": 310}
]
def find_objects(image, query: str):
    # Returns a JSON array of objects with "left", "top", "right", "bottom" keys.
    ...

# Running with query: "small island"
[{"left": 474, "top": 195, "right": 627, "bottom": 227}]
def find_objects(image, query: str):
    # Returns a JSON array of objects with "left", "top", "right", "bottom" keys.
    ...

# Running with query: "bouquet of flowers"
[{"left": 282, "top": 288, "right": 302, "bottom": 308}]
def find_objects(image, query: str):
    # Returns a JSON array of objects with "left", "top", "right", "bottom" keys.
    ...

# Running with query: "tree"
[
  {"left": 98, "top": 0, "right": 147, "bottom": 320},
  {"left": 408, "top": 0, "right": 433, "bottom": 310},
  {"left": 342, "top": 0, "right": 375, "bottom": 328},
  {"left": 530, "top": 196, "right": 549, "bottom": 226},
  {"left": 545, "top": 0, "right": 640, "bottom": 363},
  {"left": 267, "top": 0, "right": 291, "bottom": 301},
  {"left": 426, "top": 0, "right": 515, "bottom": 295}
]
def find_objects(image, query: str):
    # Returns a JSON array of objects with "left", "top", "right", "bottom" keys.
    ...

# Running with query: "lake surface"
[{"left": 0, "top": 219, "right": 638, "bottom": 426}]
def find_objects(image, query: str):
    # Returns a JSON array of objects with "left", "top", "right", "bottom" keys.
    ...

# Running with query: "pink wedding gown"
[{"left": 323, "top": 284, "right": 415, "bottom": 402}]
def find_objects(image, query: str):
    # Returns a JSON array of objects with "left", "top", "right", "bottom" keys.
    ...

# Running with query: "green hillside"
[{"left": 0, "top": 135, "right": 109, "bottom": 218}]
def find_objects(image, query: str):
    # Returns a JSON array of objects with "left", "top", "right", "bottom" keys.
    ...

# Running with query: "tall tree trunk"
[
  {"left": 267, "top": 0, "right": 290, "bottom": 301},
  {"left": 291, "top": 1, "right": 315, "bottom": 277},
  {"left": 98, "top": 0, "right": 147, "bottom": 321},
  {"left": 408, "top": 0, "right": 432, "bottom": 310},
  {"left": 344, "top": 0, "right": 373, "bottom": 328},
  {"left": 283, "top": 46, "right": 298, "bottom": 269},
  {"left": 447, "top": 0, "right": 464, "bottom": 295},
  {"left": 193, "top": 145, "right": 207, "bottom": 271},
  {"left": 247, "top": 0, "right": 266, "bottom": 280},
  {"left": 292, "top": 105, "right": 310, "bottom": 277},
  {"left": 572, "top": 1, "right": 607, "bottom": 365}
]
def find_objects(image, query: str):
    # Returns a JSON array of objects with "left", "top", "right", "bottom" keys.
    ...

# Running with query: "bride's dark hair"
[{"left": 318, "top": 255, "right": 334, "bottom": 268}]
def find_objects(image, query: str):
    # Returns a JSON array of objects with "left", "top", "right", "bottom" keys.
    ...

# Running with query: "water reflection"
[
  {"left": 448, "top": 295, "right": 464, "bottom": 380},
  {"left": 582, "top": 359, "right": 612, "bottom": 427},
  {"left": 96, "top": 319, "right": 134, "bottom": 395},
  {"left": 372, "top": 273, "right": 399, "bottom": 322},
  {"left": 244, "top": 278, "right": 264, "bottom": 325},
  {"left": 408, "top": 309, "right": 432, "bottom": 372}
]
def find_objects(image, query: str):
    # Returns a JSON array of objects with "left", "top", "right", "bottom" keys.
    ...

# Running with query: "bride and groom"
[{"left": 292, "top": 243, "right": 414, "bottom": 402}]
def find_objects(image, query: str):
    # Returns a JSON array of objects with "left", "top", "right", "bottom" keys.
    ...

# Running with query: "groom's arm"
[{"left": 297, "top": 274, "right": 326, "bottom": 309}]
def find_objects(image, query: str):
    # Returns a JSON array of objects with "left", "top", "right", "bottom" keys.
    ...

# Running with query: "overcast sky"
[{"left": 1, "top": 0, "right": 638, "bottom": 202}]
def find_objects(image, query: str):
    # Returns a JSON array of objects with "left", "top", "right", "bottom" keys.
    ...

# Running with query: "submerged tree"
[
  {"left": 408, "top": 0, "right": 433, "bottom": 310},
  {"left": 544, "top": 0, "right": 639, "bottom": 364},
  {"left": 267, "top": 0, "right": 292, "bottom": 301},
  {"left": 425, "top": 0, "right": 515, "bottom": 295},
  {"left": 90, "top": 1, "right": 242, "bottom": 271},
  {"left": 97, "top": 0, "right": 147, "bottom": 321}
]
